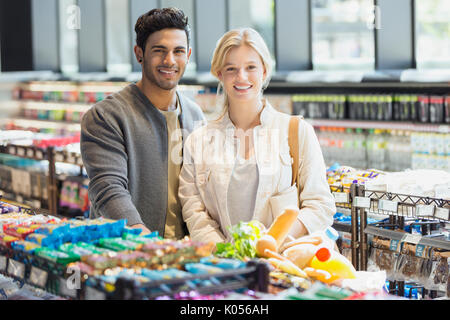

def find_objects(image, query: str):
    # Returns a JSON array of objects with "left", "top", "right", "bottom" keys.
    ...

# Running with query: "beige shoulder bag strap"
[{"left": 288, "top": 116, "right": 300, "bottom": 191}]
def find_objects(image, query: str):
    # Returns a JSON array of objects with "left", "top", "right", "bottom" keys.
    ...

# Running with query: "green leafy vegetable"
[{"left": 215, "top": 220, "right": 265, "bottom": 260}]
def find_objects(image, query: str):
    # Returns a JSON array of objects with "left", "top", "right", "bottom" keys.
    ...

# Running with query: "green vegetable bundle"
[{"left": 215, "top": 220, "right": 265, "bottom": 260}]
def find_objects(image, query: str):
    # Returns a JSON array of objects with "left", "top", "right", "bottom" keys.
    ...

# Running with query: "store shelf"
[
  {"left": 306, "top": 118, "right": 449, "bottom": 133},
  {"left": 1, "top": 118, "right": 81, "bottom": 132},
  {"left": 365, "top": 225, "right": 450, "bottom": 251},
  {"left": 0, "top": 144, "right": 83, "bottom": 166}
]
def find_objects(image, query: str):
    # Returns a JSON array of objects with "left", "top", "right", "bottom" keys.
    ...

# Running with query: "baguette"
[{"left": 267, "top": 207, "right": 300, "bottom": 249}]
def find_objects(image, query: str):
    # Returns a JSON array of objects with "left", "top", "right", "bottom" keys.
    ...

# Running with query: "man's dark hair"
[{"left": 135, "top": 7, "right": 191, "bottom": 52}]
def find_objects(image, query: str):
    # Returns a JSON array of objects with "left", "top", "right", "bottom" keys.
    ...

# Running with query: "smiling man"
[{"left": 80, "top": 8, "right": 205, "bottom": 239}]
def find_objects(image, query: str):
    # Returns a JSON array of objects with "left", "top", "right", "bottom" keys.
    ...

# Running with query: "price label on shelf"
[
  {"left": 415, "top": 204, "right": 435, "bottom": 217},
  {"left": 401, "top": 233, "right": 422, "bottom": 245},
  {"left": 8, "top": 146, "right": 16, "bottom": 155},
  {"left": 17, "top": 147, "right": 25, "bottom": 157},
  {"left": 354, "top": 196, "right": 371, "bottom": 208},
  {"left": 29, "top": 266, "right": 48, "bottom": 288},
  {"left": 26, "top": 148, "right": 35, "bottom": 158},
  {"left": 0, "top": 255, "right": 7, "bottom": 271},
  {"left": 389, "top": 239, "right": 401, "bottom": 252},
  {"left": 333, "top": 192, "right": 349, "bottom": 203},
  {"left": 55, "top": 153, "right": 65, "bottom": 163},
  {"left": 434, "top": 207, "right": 449, "bottom": 221},
  {"left": 378, "top": 200, "right": 398, "bottom": 213},
  {"left": 7, "top": 259, "right": 25, "bottom": 279},
  {"left": 35, "top": 150, "right": 44, "bottom": 160}
]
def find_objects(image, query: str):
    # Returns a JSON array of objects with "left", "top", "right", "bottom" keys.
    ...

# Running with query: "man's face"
[{"left": 140, "top": 28, "right": 191, "bottom": 91}]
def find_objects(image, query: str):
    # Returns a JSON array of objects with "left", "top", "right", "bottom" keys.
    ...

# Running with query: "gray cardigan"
[{"left": 80, "top": 83, "right": 205, "bottom": 235}]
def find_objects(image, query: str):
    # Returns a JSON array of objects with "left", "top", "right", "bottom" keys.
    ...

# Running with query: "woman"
[{"left": 179, "top": 28, "right": 336, "bottom": 244}]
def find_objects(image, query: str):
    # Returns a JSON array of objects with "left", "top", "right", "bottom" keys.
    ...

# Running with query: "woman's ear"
[{"left": 217, "top": 71, "right": 223, "bottom": 82}]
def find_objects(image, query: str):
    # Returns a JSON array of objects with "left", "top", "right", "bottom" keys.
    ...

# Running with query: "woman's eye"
[{"left": 226, "top": 67, "right": 235, "bottom": 72}]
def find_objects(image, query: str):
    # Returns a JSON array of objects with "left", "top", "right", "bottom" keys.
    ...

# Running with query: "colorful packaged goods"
[
  {"left": 0, "top": 233, "right": 20, "bottom": 248},
  {"left": 26, "top": 233, "right": 56, "bottom": 248},
  {"left": 3, "top": 226, "right": 35, "bottom": 239},
  {"left": 11, "top": 240, "right": 41, "bottom": 253},
  {"left": 34, "top": 247, "right": 80, "bottom": 265}
]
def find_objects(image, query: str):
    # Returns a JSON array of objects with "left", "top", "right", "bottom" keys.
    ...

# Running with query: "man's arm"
[{"left": 81, "top": 106, "right": 145, "bottom": 227}]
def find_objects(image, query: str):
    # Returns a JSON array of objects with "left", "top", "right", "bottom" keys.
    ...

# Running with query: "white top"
[{"left": 227, "top": 153, "right": 259, "bottom": 226}]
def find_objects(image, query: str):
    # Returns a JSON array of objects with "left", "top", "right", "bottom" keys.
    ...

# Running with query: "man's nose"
[{"left": 163, "top": 51, "right": 176, "bottom": 65}]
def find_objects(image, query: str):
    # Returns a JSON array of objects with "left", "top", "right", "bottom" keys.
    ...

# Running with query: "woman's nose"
[{"left": 236, "top": 68, "right": 247, "bottom": 80}]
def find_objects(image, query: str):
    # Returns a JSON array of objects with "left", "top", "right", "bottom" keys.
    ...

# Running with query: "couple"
[{"left": 80, "top": 8, "right": 336, "bottom": 245}]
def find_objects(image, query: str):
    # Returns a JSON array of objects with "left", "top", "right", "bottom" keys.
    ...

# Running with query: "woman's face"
[{"left": 218, "top": 44, "right": 266, "bottom": 105}]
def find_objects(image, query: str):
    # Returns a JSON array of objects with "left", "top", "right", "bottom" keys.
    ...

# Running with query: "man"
[{"left": 80, "top": 8, "right": 205, "bottom": 238}]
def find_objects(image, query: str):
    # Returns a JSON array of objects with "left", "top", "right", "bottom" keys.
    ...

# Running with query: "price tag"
[
  {"left": 378, "top": 200, "right": 398, "bottom": 213},
  {"left": 36, "top": 150, "right": 44, "bottom": 160},
  {"left": 85, "top": 286, "right": 106, "bottom": 300},
  {"left": 389, "top": 239, "right": 401, "bottom": 252},
  {"left": 59, "top": 277, "right": 78, "bottom": 298},
  {"left": 7, "top": 259, "right": 25, "bottom": 279},
  {"left": 333, "top": 192, "right": 349, "bottom": 203},
  {"left": 8, "top": 146, "right": 16, "bottom": 155},
  {"left": 415, "top": 244, "right": 426, "bottom": 258},
  {"left": 0, "top": 255, "right": 7, "bottom": 271},
  {"left": 26, "top": 148, "right": 35, "bottom": 158},
  {"left": 17, "top": 147, "right": 25, "bottom": 157},
  {"left": 354, "top": 196, "right": 371, "bottom": 208},
  {"left": 415, "top": 204, "right": 435, "bottom": 217},
  {"left": 29, "top": 266, "right": 48, "bottom": 288},
  {"left": 402, "top": 233, "right": 422, "bottom": 245},
  {"left": 434, "top": 207, "right": 449, "bottom": 221},
  {"left": 55, "top": 153, "right": 65, "bottom": 163}
]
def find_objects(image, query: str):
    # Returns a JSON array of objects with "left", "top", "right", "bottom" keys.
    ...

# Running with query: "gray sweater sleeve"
[{"left": 80, "top": 105, "right": 144, "bottom": 226}]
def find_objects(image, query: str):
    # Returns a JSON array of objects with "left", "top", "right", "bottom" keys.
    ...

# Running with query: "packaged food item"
[
  {"left": 82, "top": 254, "right": 117, "bottom": 270},
  {"left": 429, "top": 257, "right": 449, "bottom": 293},
  {"left": 114, "top": 251, "right": 151, "bottom": 268},
  {"left": 4, "top": 226, "right": 35, "bottom": 239},
  {"left": 0, "top": 234, "right": 20, "bottom": 248},
  {"left": 184, "top": 263, "right": 223, "bottom": 275},
  {"left": 59, "top": 243, "right": 97, "bottom": 257},
  {"left": 34, "top": 247, "right": 80, "bottom": 265},
  {"left": 34, "top": 223, "right": 70, "bottom": 237},
  {"left": 98, "top": 237, "right": 141, "bottom": 252},
  {"left": 418, "top": 95, "right": 430, "bottom": 123},
  {"left": 429, "top": 96, "right": 444, "bottom": 124},
  {"left": 25, "top": 233, "right": 56, "bottom": 248},
  {"left": 75, "top": 242, "right": 116, "bottom": 255},
  {"left": 121, "top": 233, "right": 159, "bottom": 244},
  {"left": 199, "top": 257, "right": 246, "bottom": 270},
  {"left": 11, "top": 240, "right": 41, "bottom": 253}
]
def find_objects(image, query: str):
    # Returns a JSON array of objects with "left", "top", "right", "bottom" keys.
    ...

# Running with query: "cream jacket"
[{"left": 179, "top": 102, "right": 336, "bottom": 243}]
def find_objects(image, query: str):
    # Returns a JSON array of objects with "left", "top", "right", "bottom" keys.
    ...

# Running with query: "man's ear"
[
  {"left": 134, "top": 45, "right": 143, "bottom": 63},
  {"left": 187, "top": 47, "right": 192, "bottom": 62}
]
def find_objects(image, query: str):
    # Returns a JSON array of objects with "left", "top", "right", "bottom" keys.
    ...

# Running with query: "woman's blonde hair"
[{"left": 210, "top": 28, "right": 273, "bottom": 120}]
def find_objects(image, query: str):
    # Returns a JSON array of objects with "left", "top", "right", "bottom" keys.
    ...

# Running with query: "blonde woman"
[{"left": 179, "top": 28, "right": 336, "bottom": 244}]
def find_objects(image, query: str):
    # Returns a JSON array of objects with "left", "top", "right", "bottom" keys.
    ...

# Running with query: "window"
[
  {"left": 105, "top": 0, "right": 132, "bottom": 74},
  {"left": 227, "top": 0, "right": 275, "bottom": 62},
  {"left": 59, "top": 0, "right": 79, "bottom": 74},
  {"left": 312, "top": 0, "right": 375, "bottom": 70},
  {"left": 416, "top": 0, "right": 450, "bottom": 69},
  {"left": 160, "top": 0, "right": 196, "bottom": 75}
]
